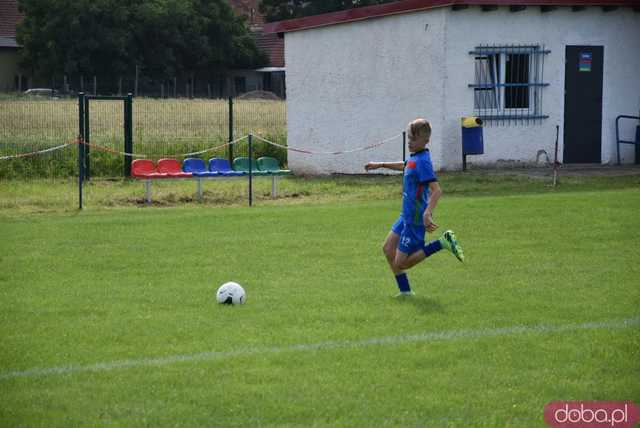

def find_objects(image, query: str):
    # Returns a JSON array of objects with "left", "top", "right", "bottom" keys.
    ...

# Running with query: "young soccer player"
[{"left": 365, "top": 118, "right": 464, "bottom": 296}]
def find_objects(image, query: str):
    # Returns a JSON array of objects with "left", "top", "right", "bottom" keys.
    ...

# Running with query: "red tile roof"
[
  {"left": 228, "top": 0, "right": 285, "bottom": 67},
  {"left": 0, "top": 0, "right": 24, "bottom": 38},
  {"left": 253, "top": 31, "right": 284, "bottom": 67},
  {"left": 264, "top": 0, "right": 639, "bottom": 34}
]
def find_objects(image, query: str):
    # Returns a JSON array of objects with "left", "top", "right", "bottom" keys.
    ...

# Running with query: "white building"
[{"left": 264, "top": 0, "right": 640, "bottom": 173}]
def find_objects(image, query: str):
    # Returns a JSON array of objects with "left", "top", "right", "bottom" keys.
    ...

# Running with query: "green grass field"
[{"left": 0, "top": 175, "right": 638, "bottom": 426}]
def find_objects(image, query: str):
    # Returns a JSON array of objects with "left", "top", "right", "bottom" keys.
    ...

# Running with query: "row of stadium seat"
[
  {"left": 131, "top": 156, "right": 291, "bottom": 203},
  {"left": 131, "top": 157, "right": 290, "bottom": 179}
]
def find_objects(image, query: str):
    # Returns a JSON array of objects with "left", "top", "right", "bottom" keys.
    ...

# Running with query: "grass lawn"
[{"left": 0, "top": 174, "right": 638, "bottom": 426}]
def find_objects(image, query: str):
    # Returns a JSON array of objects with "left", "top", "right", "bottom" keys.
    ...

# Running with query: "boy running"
[{"left": 365, "top": 118, "right": 464, "bottom": 296}]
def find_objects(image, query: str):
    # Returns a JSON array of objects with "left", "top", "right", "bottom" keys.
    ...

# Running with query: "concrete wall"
[{"left": 283, "top": 6, "right": 640, "bottom": 173}]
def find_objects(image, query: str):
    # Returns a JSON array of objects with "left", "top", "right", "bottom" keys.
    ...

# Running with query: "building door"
[
  {"left": 263, "top": 72, "right": 272, "bottom": 92},
  {"left": 234, "top": 76, "right": 246, "bottom": 95},
  {"left": 563, "top": 46, "right": 603, "bottom": 163}
]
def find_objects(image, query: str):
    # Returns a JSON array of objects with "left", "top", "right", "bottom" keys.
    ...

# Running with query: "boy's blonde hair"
[{"left": 408, "top": 118, "right": 431, "bottom": 142}]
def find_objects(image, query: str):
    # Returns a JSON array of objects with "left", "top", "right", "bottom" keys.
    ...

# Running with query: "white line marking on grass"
[{"left": 1, "top": 317, "right": 638, "bottom": 381}]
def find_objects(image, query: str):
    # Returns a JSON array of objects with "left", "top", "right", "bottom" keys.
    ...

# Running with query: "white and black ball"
[{"left": 216, "top": 282, "right": 246, "bottom": 305}]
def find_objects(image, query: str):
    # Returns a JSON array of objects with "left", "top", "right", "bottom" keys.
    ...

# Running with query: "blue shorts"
[{"left": 391, "top": 217, "right": 425, "bottom": 255}]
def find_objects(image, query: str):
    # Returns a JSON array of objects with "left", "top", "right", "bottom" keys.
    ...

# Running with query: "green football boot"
[{"left": 439, "top": 230, "right": 464, "bottom": 262}]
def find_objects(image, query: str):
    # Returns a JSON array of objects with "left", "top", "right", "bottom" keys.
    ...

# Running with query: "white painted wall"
[
  {"left": 444, "top": 7, "right": 640, "bottom": 169},
  {"left": 285, "top": 10, "right": 447, "bottom": 174},
  {"left": 283, "top": 7, "right": 640, "bottom": 173}
]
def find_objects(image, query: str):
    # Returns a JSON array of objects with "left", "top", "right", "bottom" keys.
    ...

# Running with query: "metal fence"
[
  {"left": 0, "top": 95, "right": 287, "bottom": 182},
  {"left": 13, "top": 73, "right": 285, "bottom": 100}
]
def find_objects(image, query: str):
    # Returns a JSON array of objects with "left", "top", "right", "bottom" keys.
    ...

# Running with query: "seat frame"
[{"left": 132, "top": 157, "right": 287, "bottom": 204}]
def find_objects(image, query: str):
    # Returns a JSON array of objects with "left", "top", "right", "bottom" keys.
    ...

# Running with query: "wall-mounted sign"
[{"left": 579, "top": 52, "right": 592, "bottom": 72}]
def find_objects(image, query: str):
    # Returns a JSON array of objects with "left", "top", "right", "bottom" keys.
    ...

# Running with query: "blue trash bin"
[{"left": 461, "top": 117, "right": 484, "bottom": 170}]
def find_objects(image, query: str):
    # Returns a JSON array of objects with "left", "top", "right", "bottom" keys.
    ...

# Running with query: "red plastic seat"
[
  {"left": 131, "top": 159, "right": 168, "bottom": 178},
  {"left": 157, "top": 158, "right": 192, "bottom": 177}
]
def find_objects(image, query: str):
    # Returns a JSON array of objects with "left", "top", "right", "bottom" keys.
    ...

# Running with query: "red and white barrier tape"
[
  {"left": 0, "top": 142, "right": 73, "bottom": 160},
  {"left": 0, "top": 136, "right": 250, "bottom": 161},
  {"left": 1, "top": 133, "right": 399, "bottom": 161},
  {"left": 182, "top": 135, "right": 247, "bottom": 157},
  {"left": 252, "top": 133, "right": 402, "bottom": 155},
  {"left": 75, "top": 135, "right": 248, "bottom": 158},
  {"left": 75, "top": 139, "right": 147, "bottom": 158}
]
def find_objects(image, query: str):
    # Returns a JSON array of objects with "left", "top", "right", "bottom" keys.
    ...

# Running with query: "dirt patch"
[{"left": 236, "top": 90, "right": 282, "bottom": 101}]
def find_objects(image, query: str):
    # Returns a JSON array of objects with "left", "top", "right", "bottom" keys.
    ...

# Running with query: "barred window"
[{"left": 469, "top": 45, "right": 550, "bottom": 124}]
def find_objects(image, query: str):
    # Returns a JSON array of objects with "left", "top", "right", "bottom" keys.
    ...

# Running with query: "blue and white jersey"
[{"left": 400, "top": 150, "right": 437, "bottom": 225}]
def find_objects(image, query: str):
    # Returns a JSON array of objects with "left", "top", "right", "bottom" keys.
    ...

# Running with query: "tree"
[
  {"left": 259, "top": 0, "right": 399, "bottom": 22},
  {"left": 16, "top": 0, "right": 267, "bottom": 89}
]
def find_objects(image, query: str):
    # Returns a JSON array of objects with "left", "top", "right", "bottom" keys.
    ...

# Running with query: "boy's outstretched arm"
[
  {"left": 365, "top": 161, "right": 405, "bottom": 171},
  {"left": 424, "top": 181, "right": 442, "bottom": 233}
]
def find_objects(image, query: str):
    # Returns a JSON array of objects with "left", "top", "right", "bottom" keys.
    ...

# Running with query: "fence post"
[
  {"left": 124, "top": 93, "right": 133, "bottom": 177},
  {"left": 228, "top": 97, "right": 234, "bottom": 164},
  {"left": 84, "top": 96, "right": 91, "bottom": 180},
  {"left": 402, "top": 131, "right": 406, "bottom": 164},
  {"left": 78, "top": 93, "right": 85, "bottom": 209},
  {"left": 248, "top": 133, "right": 253, "bottom": 207}
]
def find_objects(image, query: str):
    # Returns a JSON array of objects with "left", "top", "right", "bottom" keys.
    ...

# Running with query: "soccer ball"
[{"left": 216, "top": 282, "right": 246, "bottom": 305}]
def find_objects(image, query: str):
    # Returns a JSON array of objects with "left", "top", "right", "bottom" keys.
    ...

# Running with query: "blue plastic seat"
[
  {"left": 183, "top": 158, "right": 218, "bottom": 177},
  {"left": 208, "top": 158, "right": 245, "bottom": 176}
]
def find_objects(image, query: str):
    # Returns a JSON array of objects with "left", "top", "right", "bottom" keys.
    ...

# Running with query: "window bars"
[{"left": 469, "top": 45, "right": 550, "bottom": 125}]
